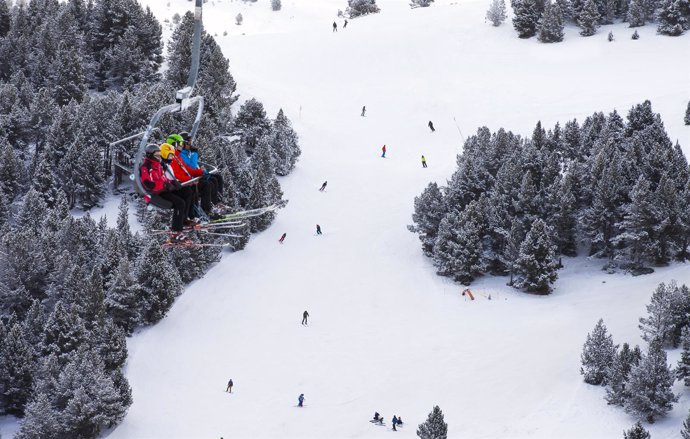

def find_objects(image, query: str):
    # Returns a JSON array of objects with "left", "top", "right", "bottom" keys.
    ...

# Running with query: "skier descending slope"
[
  {"left": 302, "top": 310, "right": 309, "bottom": 325},
  {"left": 319, "top": 181, "right": 327, "bottom": 191},
  {"left": 298, "top": 394, "right": 305, "bottom": 407},
  {"left": 279, "top": 233, "right": 287, "bottom": 244},
  {"left": 381, "top": 144, "right": 387, "bottom": 158}
]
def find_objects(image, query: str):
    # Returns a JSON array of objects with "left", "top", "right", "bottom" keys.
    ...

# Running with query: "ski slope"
[{"left": 108, "top": 1, "right": 690, "bottom": 438}]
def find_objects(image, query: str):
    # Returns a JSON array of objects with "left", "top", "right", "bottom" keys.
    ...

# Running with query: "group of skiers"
[
  {"left": 372, "top": 412, "right": 403, "bottom": 430},
  {"left": 332, "top": 19, "right": 347, "bottom": 32},
  {"left": 139, "top": 132, "right": 227, "bottom": 241},
  {"left": 373, "top": 117, "right": 434, "bottom": 166}
]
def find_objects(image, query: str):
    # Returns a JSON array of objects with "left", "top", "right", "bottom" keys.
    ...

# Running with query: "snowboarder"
[
  {"left": 381, "top": 145, "right": 387, "bottom": 158},
  {"left": 279, "top": 233, "right": 287, "bottom": 244},
  {"left": 302, "top": 310, "right": 309, "bottom": 325},
  {"left": 298, "top": 393, "right": 305, "bottom": 407},
  {"left": 226, "top": 379, "right": 233, "bottom": 393},
  {"left": 421, "top": 155, "right": 427, "bottom": 168},
  {"left": 332, "top": 21, "right": 337, "bottom": 32},
  {"left": 361, "top": 106, "right": 366, "bottom": 117},
  {"left": 316, "top": 224, "right": 322, "bottom": 235},
  {"left": 319, "top": 181, "right": 328, "bottom": 191},
  {"left": 392, "top": 415, "right": 397, "bottom": 431},
  {"left": 428, "top": 120, "right": 435, "bottom": 132},
  {"left": 344, "top": 19, "right": 348, "bottom": 28}
]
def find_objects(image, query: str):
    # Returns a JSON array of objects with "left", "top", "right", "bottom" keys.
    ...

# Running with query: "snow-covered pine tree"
[
  {"left": 600, "top": 0, "right": 617, "bottom": 23},
  {"left": 270, "top": 109, "right": 301, "bottom": 176},
  {"left": 613, "top": 176, "right": 659, "bottom": 269},
  {"left": 639, "top": 281, "right": 690, "bottom": 347},
  {"left": 14, "top": 393, "right": 62, "bottom": 439},
  {"left": 624, "top": 341, "right": 678, "bottom": 422},
  {"left": 409, "top": 182, "right": 448, "bottom": 257},
  {"left": 682, "top": 409, "right": 690, "bottom": 439},
  {"left": 539, "top": 1, "right": 565, "bottom": 42},
  {"left": 677, "top": 326, "right": 690, "bottom": 386},
  {"left": 136, "top": 240, "right": 183, "bottom": 324},
  {"left": 234, "top": 98, "right": 272, "bottom": 156},
  {"left": 347, "top": 0, "right": 381, "bottom": 17},
  {"left": 0, "top": 0, "right": 9, "bottom": 38},
  {"left": 30, "top": 154, "right": 60, "bottom": 208},
  {"left": 0, "top": 140, "right": 21, "bottom": 203},
  {"left": 513, "top": 0, "right": 542, "bottom": 37},
  {"left": 514, "top": 219, "right": 558, "bottom": 293},
  {"left": 627, "top": 0, "right": 646, "bottom": 25},
  {"left": 247, "top": 137, "right": 283, "bottom": 231},
  {"left": 578, "top": 0, "right": 602, "bottom": 35},
  {"left": 412, "top": 0, "right": 435, "bottom": 7},
  {"left": 51, "top": 42, "right": 86, "bottom": 105},
  {"left": 41, "top": 301, "right": 89, "bottom": 364},
  {"left": 105, "top": 259, "right": 139, "bottom": 334},
  {"left": 433, "top": 207, "right": 484, "bottom": 285},
  {"left": 581, "top": 318, "right": 617, "bottom": 385},
  {"left": 605, "top": 342, "right": 641, "bottom": 405},
  {"left": 623, "top": 422, "right": 651, "bottom": 439},
  {"left": 656, "top": 0, "right": 688, "bottom": 35},
  {"left": 417, "top": 405, "right": 448, "bottom": 439},
  {"left": 487, "top": 0, "right": 508, "bottom": 25},
  {"left": 685, "top": 101, "right": 690, "bottom": 125},
  {"left": 272, "top": 0, "right": 282, "bottom": 11},
  {"left": 0, "top": 324, "right": 35, "bottom": 416},
  {"left": 53, "top": 346, "right": 131, "bottom": 437}
]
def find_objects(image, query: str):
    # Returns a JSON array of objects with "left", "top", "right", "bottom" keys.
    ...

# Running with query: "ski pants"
[
  {"left": 204, "top": 173, "right": 224, "bottom": 204},
  {"left": 160, "top": 187, "right": 193, "bottom": 232}
]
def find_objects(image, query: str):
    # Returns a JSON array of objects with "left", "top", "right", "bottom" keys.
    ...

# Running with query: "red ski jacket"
[
  {"left": 140, "top": 157, "right": 171, "bottom": 194},
  {"left": 169, "top": 152, "right": 203, "bottom": 182}
]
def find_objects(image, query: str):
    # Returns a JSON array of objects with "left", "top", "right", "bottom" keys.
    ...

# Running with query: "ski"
[
  {"left": 161, "top": 241, "right": 231, "bottom": 249},
  {"left": 150, "top": 221, "right": 245, "bottom": 234},
  {"left": 210, "top": 200, "right": 288, "bottom": 222}
]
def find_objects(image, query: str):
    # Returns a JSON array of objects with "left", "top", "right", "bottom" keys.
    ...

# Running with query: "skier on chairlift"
[{"left": 177, "top": 131, "right": 227, "bottom": 213}]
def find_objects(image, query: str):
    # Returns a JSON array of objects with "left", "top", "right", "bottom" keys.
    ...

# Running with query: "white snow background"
[{"left": 5, "top": 0, "right": 690, "bottom": 438}]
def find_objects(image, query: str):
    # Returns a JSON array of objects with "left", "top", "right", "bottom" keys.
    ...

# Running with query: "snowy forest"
[
  {"left": 580, "top": 281, "right": 690, "bottom": 436},
  {"left": 0, "top": 0, "right": 300, "bottom": 437},
  {"left": 409, "top": 102, "right": 689, "bottom": 293},
  {"left": 500, "top": 0, "right": 690, "bottom": 40}
]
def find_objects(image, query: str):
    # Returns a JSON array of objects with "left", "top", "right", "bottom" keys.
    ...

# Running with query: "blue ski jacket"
[{"left": 179, "top": 149, "right": 200, "bottom": 169}]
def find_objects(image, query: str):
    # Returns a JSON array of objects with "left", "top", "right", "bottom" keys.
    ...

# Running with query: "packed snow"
[{"left": 95, "top": 0, "right": 690, "bottom": 438}]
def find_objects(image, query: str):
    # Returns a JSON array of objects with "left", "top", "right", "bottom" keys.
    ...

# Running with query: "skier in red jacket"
[{"left": 140, "top": 144, "right": 193, "bottom": 237}]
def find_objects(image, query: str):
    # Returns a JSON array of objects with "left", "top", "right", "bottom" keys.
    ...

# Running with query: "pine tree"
[
  {"left": 0, "top": 0, "right": 10, "bottom": 38},
  {"left": 513, "top": 0, "right": 542, "bottom": 38},
  {"left": 234, "top": 98, "right": 272, "bottom": 156},
  {"left": 639, "top": 281, "right": 690, "bottom": 347},
  {"left": 685, "top": 101, "right": 690, "bottom": 125},
  {"left": 14, "top": 393, "right": 62, "bottom": 439},
  {"left": 347, "top": 0, "right": 381, "bottom": 17},
  {"left": 581, "top": 318, "right": 617, "bottom": 385},
  {"left": 624, "top": 341, "right": 678, "bottom": 422},
  {"left": 270, "top": 109, "right": 301, "bottom": 176},
  {"left": 538, "top": 1, "right": 565, "bottom": 42},
  {"left": 578, "top": 0, "right": 601, "bottom": 35},
  {"left": 613, "top": 176, "right": 659, "bottom": 269},
  {"left": 0, "top": 140, "right": 21, "bottom": 203},
  {"left": 433, "top": 204, "right": 485, "bottom": 285},
  {"left": 657, "top": 0, "right": 687, "bottom": 35},
  {"left": 0, "top": 324, "right": 35, "bottom": 416},
  {"left": 51, "top": 42, "right": 86, "bottom": 105},
  {"left": 606, "top": 343, "right": 640, "bottom": 405},
  {"left": 682, "top": 409, "right": 690, "bottom": 439},
  {"left": 272, "top": 0, "right": 282, "bottom": 11},
  {"left": 136, "top": 240, "right": 183, "bottom": 324},
  {"left": 623, "top": 422, "right": 651, "bottom": 439},
  {"left": 30, "top": 154, "right": 60, "bottom": 208},
  {"left": 627, "top": 0, "right": 646, "bottom": 25},
  {"left": 677, "top": 326, "right": 690, "bottom": 386},
  {"left": 409, "top": 182, "right": 448, "bottom": 257},
  {"left": 42, "top": 301, "right": 89, "bottom": 364},
  {"left": 487, "top": 0, "right": 508, "bottom": 26},
  {"left": 412, "top": 0, "right": 435, "bottom": 6},
  {"left": 105, "top": 259, "right": 139, "bottom": 334},
  {"left": 417, "top": 405, "right": 448, "bottom": 439},
  {"left": 514, "top": 219, "right": 558, "bottom": 293},
  {"left": 247, "top": 138, "right": 282, "bottom": 231}
]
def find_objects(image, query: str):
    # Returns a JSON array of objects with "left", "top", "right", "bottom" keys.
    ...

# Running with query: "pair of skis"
[{"left": 155, "top": 200, "right": 288, "bottom": 248}]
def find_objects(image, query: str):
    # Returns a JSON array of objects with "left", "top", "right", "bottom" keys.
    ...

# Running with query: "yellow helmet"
[{"left": 160, "top": 143, "right": 176, "bottom": 159}]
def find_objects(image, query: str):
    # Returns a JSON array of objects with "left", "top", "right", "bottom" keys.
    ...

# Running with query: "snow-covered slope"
[{"left": 108, "top": 1, "right": 690, "bottom": 438}]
